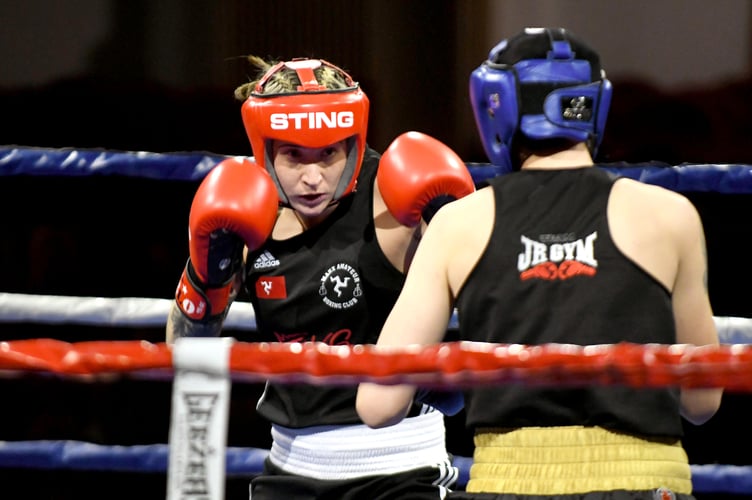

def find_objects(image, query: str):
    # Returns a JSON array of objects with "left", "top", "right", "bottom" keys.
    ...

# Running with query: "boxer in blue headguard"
[
  {"left": 469, "top": 26, "right": 612, "bottom": 174},
  {"left": 357, "top": 27, "right": 722, "bottom": 499}
]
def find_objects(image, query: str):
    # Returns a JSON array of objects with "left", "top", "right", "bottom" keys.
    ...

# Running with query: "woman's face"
[{"left": 272, "top": 140, "right": 348, "bottom": 219}]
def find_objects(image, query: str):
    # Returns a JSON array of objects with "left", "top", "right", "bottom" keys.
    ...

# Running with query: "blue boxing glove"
[{"left": 414, "top": 388, "right": 465, "bottom": 416}]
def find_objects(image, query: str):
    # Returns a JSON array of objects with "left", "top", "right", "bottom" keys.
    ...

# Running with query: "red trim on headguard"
[{"left": 241, "top": 59, "right": 370, "bottom": 203}]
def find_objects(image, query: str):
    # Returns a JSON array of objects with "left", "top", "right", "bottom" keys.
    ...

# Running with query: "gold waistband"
[{"left": 468, "top": 426, "right": 691, "bottom": 495}]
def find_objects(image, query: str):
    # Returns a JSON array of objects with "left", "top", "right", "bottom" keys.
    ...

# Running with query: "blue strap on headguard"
[{"left": 469, "top": 27, "right": 612, "bottom": 173}]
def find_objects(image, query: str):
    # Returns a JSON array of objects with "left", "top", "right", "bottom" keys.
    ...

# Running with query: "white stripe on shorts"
[{"left": 268, "top": 410, "right": 452, "bottom": 480}]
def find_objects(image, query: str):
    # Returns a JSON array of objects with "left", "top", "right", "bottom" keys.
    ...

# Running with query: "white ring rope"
[
  {"left": 0, "top": 292, "right": 256, "bottom": 330},
  {"left": 1, "top": 292, "right": 750, "bottom": 343}
]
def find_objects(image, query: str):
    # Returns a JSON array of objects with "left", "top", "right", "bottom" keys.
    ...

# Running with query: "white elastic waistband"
[{"left": 269, "top": 411, "right": 451, "bottom": 480}]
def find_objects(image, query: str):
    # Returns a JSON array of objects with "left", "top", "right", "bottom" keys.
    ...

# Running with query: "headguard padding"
[
  {"left": 469, "top": 27, "right": 612, "bottom": 172},
  {"left": 241, "top": 59, "right": 370, "bottom": 205}
]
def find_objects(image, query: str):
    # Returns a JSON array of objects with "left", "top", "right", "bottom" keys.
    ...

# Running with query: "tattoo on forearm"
[{"left": 167, "top": 304, "right": 223, "bottom": 341}]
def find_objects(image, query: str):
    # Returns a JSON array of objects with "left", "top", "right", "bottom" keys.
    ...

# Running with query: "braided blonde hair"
[{"left": 234, "top": 55, "right": 352, "bottom": 101}]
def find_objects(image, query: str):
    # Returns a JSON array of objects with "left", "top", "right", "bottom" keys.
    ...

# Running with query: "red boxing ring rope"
[
  {"left": 0, "top": 338, "right": 750, "bottom": 495},
  {"left": 1, "top": 338, "right": 750, "bottom": 390}
]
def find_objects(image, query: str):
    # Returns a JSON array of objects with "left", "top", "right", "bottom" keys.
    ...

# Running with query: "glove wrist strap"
[{"left": 175, "top": 261, "right": 232, "bottom": 322}]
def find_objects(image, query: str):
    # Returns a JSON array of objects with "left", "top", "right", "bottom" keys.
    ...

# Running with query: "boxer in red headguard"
[{"left": 166, "top": 55, "right": 475, "bottom": 499}]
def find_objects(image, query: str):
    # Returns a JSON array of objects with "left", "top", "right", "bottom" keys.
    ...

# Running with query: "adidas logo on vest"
[{"left": 253, "top": 250, "right": 280, "bottom": 270}]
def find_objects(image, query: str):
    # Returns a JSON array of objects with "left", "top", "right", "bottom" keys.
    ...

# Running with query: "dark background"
[{"left": 0, "top": 1, "right": 751, "bottom": 498}]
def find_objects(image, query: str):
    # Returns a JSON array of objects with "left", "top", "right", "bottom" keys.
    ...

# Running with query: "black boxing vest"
[
  {"left": 455, "top": 167, "right": 683, "bottom": 437},
  {"left": 244, "top": 148, "right": 406, "bottom": 427}
]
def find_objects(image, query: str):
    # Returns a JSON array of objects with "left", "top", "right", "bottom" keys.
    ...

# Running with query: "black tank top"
[
  {"left": 455, "top": 167, "right": 683, "bottom": 437},
  {"left": 244, "top": 148, "right": 406, "bottom": 427}
]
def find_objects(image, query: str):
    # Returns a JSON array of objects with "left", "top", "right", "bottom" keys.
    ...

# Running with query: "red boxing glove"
[
  {"left": 176, "top": 157, "right": 279, "bottom": 322},
  {"left": 377, "top": 131, "right": 475, "bottom": 227}
]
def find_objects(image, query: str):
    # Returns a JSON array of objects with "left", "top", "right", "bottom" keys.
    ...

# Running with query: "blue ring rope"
[
  {"left": 0, "top": 440, "right": 746, "bottom": 493},
  {"left": 4, "top": 146, "right": 752, "bottom": 192}
]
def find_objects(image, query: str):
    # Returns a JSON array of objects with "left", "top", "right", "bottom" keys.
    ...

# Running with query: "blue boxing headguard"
[{"left": 469, "top": 27, "right": 612, "bottom": 172}]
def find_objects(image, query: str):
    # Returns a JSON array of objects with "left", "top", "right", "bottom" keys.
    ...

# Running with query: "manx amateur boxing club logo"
[
  {"left": 319, "top": 261, "right": 362, "bottom": 309},
  {"left": 518, "top": 231, "right": 598, "bottom": 281}
]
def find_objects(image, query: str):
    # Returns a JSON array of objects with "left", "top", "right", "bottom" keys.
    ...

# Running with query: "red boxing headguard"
[{"left": 241, "top": 59, "right": 370, "bottom": 205}]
